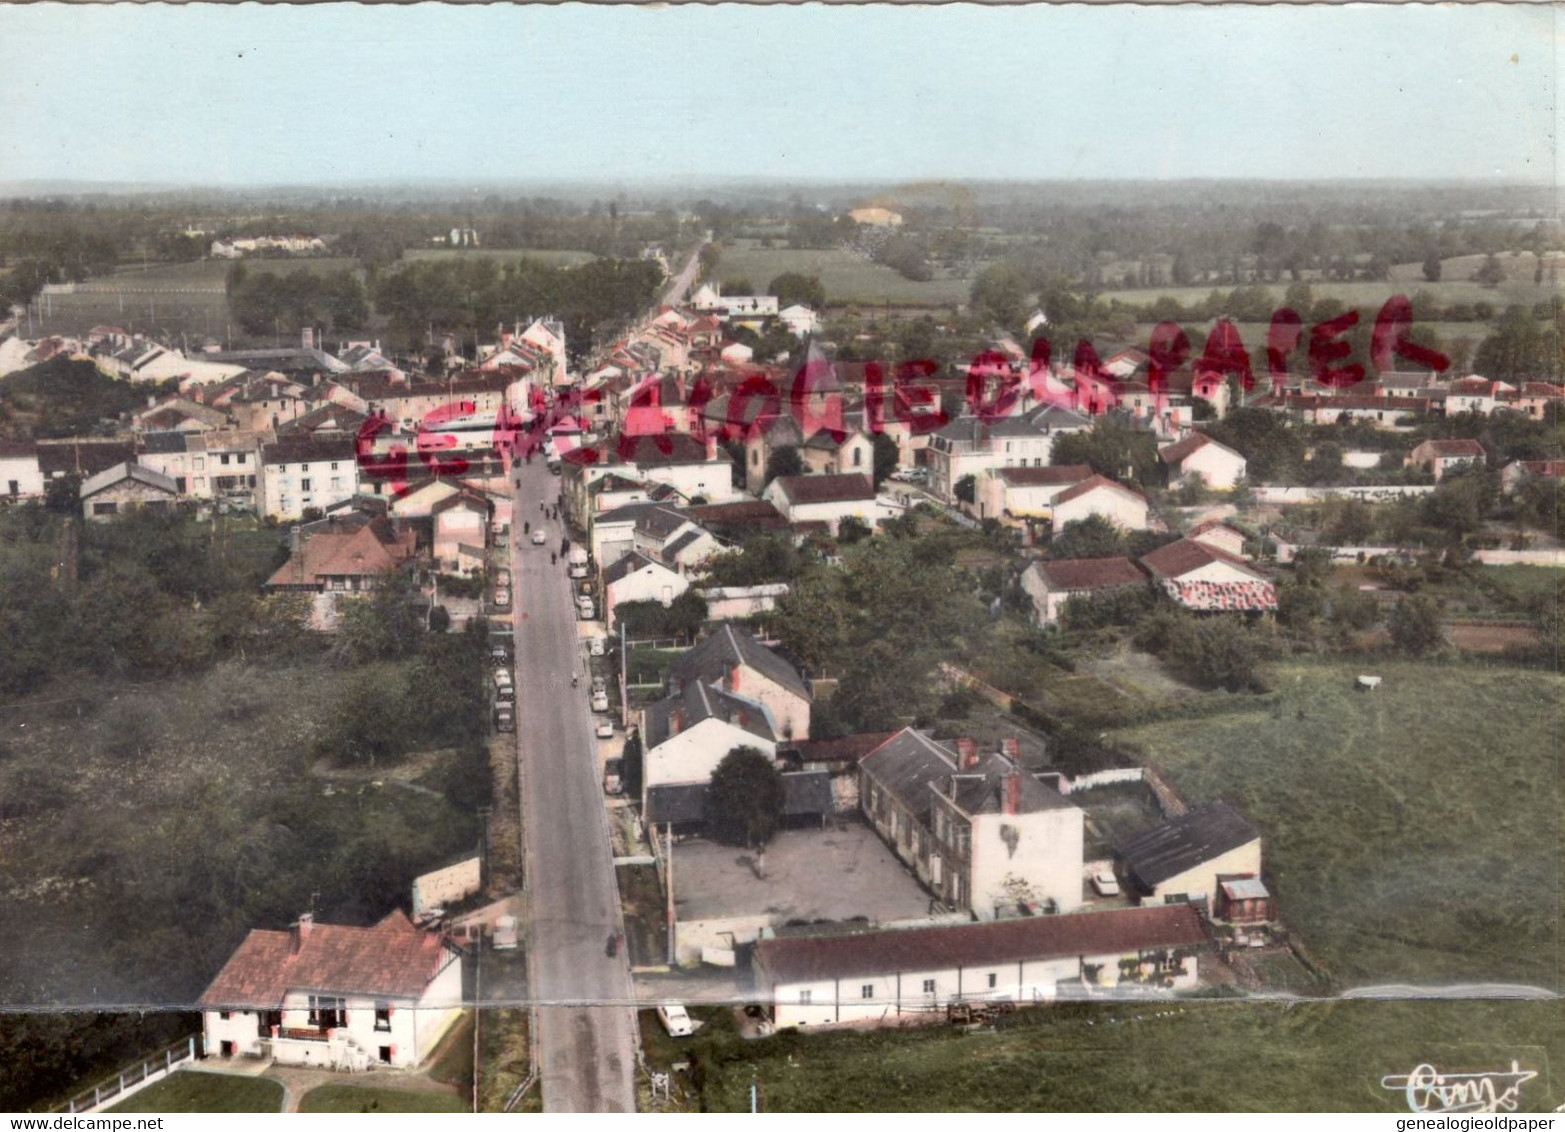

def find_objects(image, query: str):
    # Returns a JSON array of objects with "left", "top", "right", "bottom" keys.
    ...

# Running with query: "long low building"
[{"left": 754, "top": 904, "right": 1210, "bottom": 1029}]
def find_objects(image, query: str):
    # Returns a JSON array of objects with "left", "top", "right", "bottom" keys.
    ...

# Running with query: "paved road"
[
  {"left": 510, "top": 463, "right": 638, "bottom": 1112},
  {"left": 659, "top": 236, "right": 708, "bottom": 309}
]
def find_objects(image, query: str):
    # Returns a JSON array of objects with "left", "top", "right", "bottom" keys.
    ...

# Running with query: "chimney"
[
  {"left": 302, "top": 327, "right": 314, "bottom": 351},
  {"left": 289, "top": 524, "right": 302, "bottom": 557},
  {"left": 956, "top": 736, "right": 978, "bottom": 769},
  {"left": 1005, "top": 770, "right": 1022, "bottom": 815},
  {"left": 291, "top": 912, "right": 314, "bottom": 955},
  {"left": 705, "top": 433, "right": 718, "bottom": 461},
  {"left": 729, "top": 663, "right": 741, "bottom": 692},
  {"left": 671, "top": 707, "right": 685, "bottom": 736},
  {"left": 1001, "top": 737, "right": 1020, "bottom": 762}
]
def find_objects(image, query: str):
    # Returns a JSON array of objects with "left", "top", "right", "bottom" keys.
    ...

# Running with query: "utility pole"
[{"left": 665, "top": 823, "right": 675, "bottom": 967}]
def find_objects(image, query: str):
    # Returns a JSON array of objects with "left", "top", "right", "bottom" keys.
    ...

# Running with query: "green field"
[
  {"left": 403, "top": 247, "right": 596, "bottom": 267},
  {"left": 99, "top": 258, "right": 363, "bottom": 285},
  {"left": 1111, "top": 660, "right": 1563, "bottom": 989},
  {"left": 106, "top": 1071, "right": 283, "bottom": 1113},
  {"left": 654, "top": 1000, "right": 1564, "bottom": 1112},
  {"left": 298, "top": 1084, "right": 468, "bottom": 1112},
  {"left": 714, "top": 245, "right": 975, "bottom": 306}
]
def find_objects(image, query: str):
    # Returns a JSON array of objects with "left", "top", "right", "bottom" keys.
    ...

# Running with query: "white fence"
[
  {"left": 56, "top": 1035, "right": 201, "bottom": 1113},
  {"left": 1254, "top": 484, "right": 1436, "bottom": 503},
  {"left": 1060, "top": 768, "right": 1145, "bottom": 795}
]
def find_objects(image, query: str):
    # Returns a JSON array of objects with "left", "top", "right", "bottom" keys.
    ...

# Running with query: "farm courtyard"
[{"left": 1110, "top": 659, "right": 1563, "bottom": 991}]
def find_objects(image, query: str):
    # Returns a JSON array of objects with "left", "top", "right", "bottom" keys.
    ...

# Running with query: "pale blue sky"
[{"left": 0, "top": 3, "right": 1555, "bottom": 186}]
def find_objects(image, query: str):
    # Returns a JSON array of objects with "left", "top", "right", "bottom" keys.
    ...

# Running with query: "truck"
[
  {"left": 568, "top": 545, "right": 590, "bottom": 579},
  {"left": 492, "top": 914, "right": 519, "bottom": 950}
]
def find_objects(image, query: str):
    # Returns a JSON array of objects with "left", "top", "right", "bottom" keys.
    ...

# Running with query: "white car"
[
  {"left": 591, "top": 690, "right": 609, "bottom": 713},
  {"left": 595, "top": 719, "right": 614, "bottom": 739},
  {"left": 1091, "top": 869, "right": 1121, "bottom": 897},
  {"left": 657, "top": 1002, "right": 694, "bottom": 1038},
  {"left": 493, "top": 588, "right": 510, "bottom": 608},
  {"left": 531, "top": 529, "right": 547, "bottom": 546},
  {"left": 588, "top": 636, "right": 606, "bottom": 657}
]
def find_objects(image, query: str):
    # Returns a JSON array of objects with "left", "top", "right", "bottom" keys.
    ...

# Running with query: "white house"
[
  {"left": 259, "top": 436, "right": 361, "bottom": 521},
  {"left": 199, "top": 910, "right": 462, "bottom": 1070},
  {"left": 668, "top": 624, "right": 812, "bottom": 743},
  {"left": 778, "top": 304, "right": 822, "bottom": 338},
  {"left": 860, "top": 729, "right": 1085, "bottom": 920},
  {"left": 1158, "top": 433, "right": 1247, "bottom": 490},
  {"left": 640, "top": 680, "right": 780, "bottom": 802},
  {"left": 1139, "top": 538, "right": 1277, "bottom": 613},
  {"left": 763, "top": 473, "right": 890, "bottom": 535},
  {"left": 755, "top": 903, "right": 1209, "bottom": 1029},
  {"left": 0, "top": 438, "right": 44, "bottom": 499},
  {"left": 976, "top": 464, "right": 1094, "bottom": 523},
  {"left": 1020, "top": 556, "right": 1148, "bottom": 628},
  {"left": 1187, "top": 520, "right": 1248, "bottom": 559},
  {"left": 603, "top": 551, "right": 690, "bottom": 629},
  {"left": 1050, "top": 475, "right": 1149, "bottom": 531}
]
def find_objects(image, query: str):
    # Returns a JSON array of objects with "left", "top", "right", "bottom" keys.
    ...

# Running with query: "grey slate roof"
[
  {"left": 662, "top": 528, "right": 704, "bottom": 561},
  {"left": 141, "top": 432, "right": 190, "bottom": 455},
  {"left": 670, "top": 624, "right": 810, "bottom": 701},
  {"left": 643, "top": 679, "right": 778, "bottom": 751},
  {"left": 80, "top": 461, "right": 178, "bottom": 498},
  {"left": 644, "top": 770, "right": 832, "bottom": 825},
  {"left": 860, "top": 727, "right": 1073, "bottom": 822},
  {"left": 602, "top": 550, "right": 677, "bottom": 587},
  {"left": 596, "top": 501, "right": 681, "bottom": 528},
  {"left": 1116, "top": 801, "right": 1260, "bottom": 889}
]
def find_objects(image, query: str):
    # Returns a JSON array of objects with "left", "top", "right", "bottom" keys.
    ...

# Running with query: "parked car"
[
  {"left": 602, "top": 757, "right": 623, "bottom": 795},
  {"left": 493, "top": 668, "right": 512, "bottom": 687},
  {"left": 1091, "top": 869, "right": 1121, "bottom": 897},
  {"left": 577, "top": 597, "right": 596, "bottom": 620},
  {"left": 595, "top": 719, "right": 614, "bottom": 739},
  {"left": 588, "top": 635, "right": 606, "bottom": 657},
  {"left": 494, "top": 587, "right": 510, "bottom": 608},
  {"left": 591, "top": 689, "right": 609, "bottom": 713},
  {"left": 591, "top": 675, "right": 606, "bottom": 694},
  {"left": 490, "top": 644, "right": 511, "bottom": 664},
  {"left": 496, "top": 683, "right": 515, "bottom": 703},
  {"left": 657, "top": 1002, "right": 694, "bottom": 1038},
  {"left": 495, "top": 568, "right": 512, "bottom": 588},
  {"left": 494, "top": 705, "right": 515, "bottom": 733},
  {"left": 492, "top": 914, "right": 519, "bottom": 950},
  {"left": 531, "top": 529, "right": 547, "bottom": 546}
]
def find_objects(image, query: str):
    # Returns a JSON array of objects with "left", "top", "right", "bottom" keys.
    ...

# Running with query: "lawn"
[
  {"left": 298, "top": 1084, "right": 468, "bottom": 1113},
  {"left": 714, "top": 245, "right": 974, "bottom": 307},
  {"left": 106, "top": 1071, "right": 283, "bottom": 1113},
  {"left": 1110, "top": 659, "right": 1563, "bottom": 989},
  {"left": 672, "top": 1000, "right": 1565, "bottom": 1112},
  {"left": 1105, "top": 277, "right": 1557, "bottom": 314}
]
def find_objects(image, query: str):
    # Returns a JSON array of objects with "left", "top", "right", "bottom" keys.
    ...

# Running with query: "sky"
[{"left": 0, "top": 3, "right": 1556, "bottom": 187}]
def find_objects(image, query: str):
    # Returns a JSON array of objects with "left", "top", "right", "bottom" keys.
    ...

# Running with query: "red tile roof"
[
  {"left": 267, "top": 519, "right": 416, "bottom": 588},
  {"left": 1052, "top": 474, "right": 1146, "bottom": 506},
  {"left": 1034, "top": 556, "right": 1147, "bottom": 591},
  {"left": 199, "top": 911, "right": 454, "bottom": 1008},
  {"left": 1416, "top": 438, "right": 1486, "bottom": 459},
  {"left": 1140, "top": 537, "right": 1264, "bottom": 581},
  {"left": 997, "top": 464, "right": 1094, "bottom": 487},
  {"left": 756, "top": 905, "right": 1208, "bottom": 986},
  {"left": 773, "top": 472, "right": 875, "bottom": 505}
]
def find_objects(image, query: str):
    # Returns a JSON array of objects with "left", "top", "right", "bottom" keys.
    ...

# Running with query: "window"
[
  {"left": 301, "top": 478, "right": 312, "bottom": 492},
  {"left": 798, "top": 990, "right": 812, "bottom": 1005},
  {"left": 922, "top": 979, "right": 936, "bottom": 994},
  {"left": 218, "top": 1010, "right": 231, "bottom": 1021},
  {"left": 301, "top": 463, "right": 310, "bottom": 472},
  {"left": 987, "top": 973, "right": 997, "bottom": 989},
  {"left": 221, "top": 454, "right": 231, "bottom": 466},
  {"left": 861, "top": 984, "right": 874, "bottom": 1000},
  {"left": 308, "top": 995, "right": 345, "bottom": 1029},
  {"left": 193, "top": 457, "right": 205, "bottom": 471},
  {"left": 93, "top": 502, "right": 117, "bottom": 516},
  {"left": 374, "top": 1006, "right": 392, "bottom": 1032},
  {"left": 331, "top": 461, "right": 339, "bottom": 471},
  {"left": 852, "top": 448, "right": 862, "bottom": 467}
]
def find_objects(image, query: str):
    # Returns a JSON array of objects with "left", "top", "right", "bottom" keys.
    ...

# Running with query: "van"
[
  {"left": 492, "top": 914, "right": 519, "bottom": 950},
  {"left": 591, "top": 689, "right": 609, "bottom": 713},
  {"left": 588, "top": 635, "right": 606, "bottom": 658}
]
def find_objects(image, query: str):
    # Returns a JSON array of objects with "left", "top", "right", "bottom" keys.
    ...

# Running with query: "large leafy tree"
[
  {"left": 768, "top": 272, "right": 825, "bottom": 310},
  {"left": 707, "top": 747, "right": 785, "bottom": 849},
  {"left": 970, "top": 261, "right": 1029, "bottom": 333},
  {"left": 1388, "top": 594, "right": 1445, "bottom": 655}
]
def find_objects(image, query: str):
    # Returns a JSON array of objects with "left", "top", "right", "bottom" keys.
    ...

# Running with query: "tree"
[
  {"left": 1388, "top": 594, "right": 1445, "bottom": 655},
  {"left": 768, "top": 272, "right": 825, "bottom": 310},
  {"left": 1473, "top": 253, "right": 1506, "bottom": 287},
  {"left": 1048, "top": 515, "right": 1123, "bottom": 560},
  {"left": 620, "top": 729, "right": 643, "bottom": 798},
  {"left": 1422, "top": 253, "right": 1443, "bottom": 283},
  {"left": 769, "top": 568, "right": 847, "bottom": 671},
  {"left": 837, "top": 516, "right": 871, "bottom": 545},
  {"left": 764, "top": 446, "right": 803, "bottom": 486},
  {"left": 44, "top": 473, "right": 82, "bottom": 514},
  {"left": 970, "top": 261, "right": 1028, "bottom": 332},
  {"left": 954, "top": 475, "right": 976, "bottom": 505},
  {"left": 706, "top": 747, "right": 785, "bottom": 849},
  {"left": 871, "top": 433, "right": 901, "bottom": 489}
]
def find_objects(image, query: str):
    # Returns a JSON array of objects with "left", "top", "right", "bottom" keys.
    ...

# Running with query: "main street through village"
[{"left": 509, "top": 459, "right": 637, "bottom": 1113}]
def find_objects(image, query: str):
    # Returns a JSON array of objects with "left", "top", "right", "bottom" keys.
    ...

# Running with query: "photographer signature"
[{"left": 1381, "top": 1061, "right": 1538, "bottom": 1113}]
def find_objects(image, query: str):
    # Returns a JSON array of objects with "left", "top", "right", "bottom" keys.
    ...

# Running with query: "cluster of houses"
[{"left": 210, "top": 234, "right": 330, "bottom": 258}]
